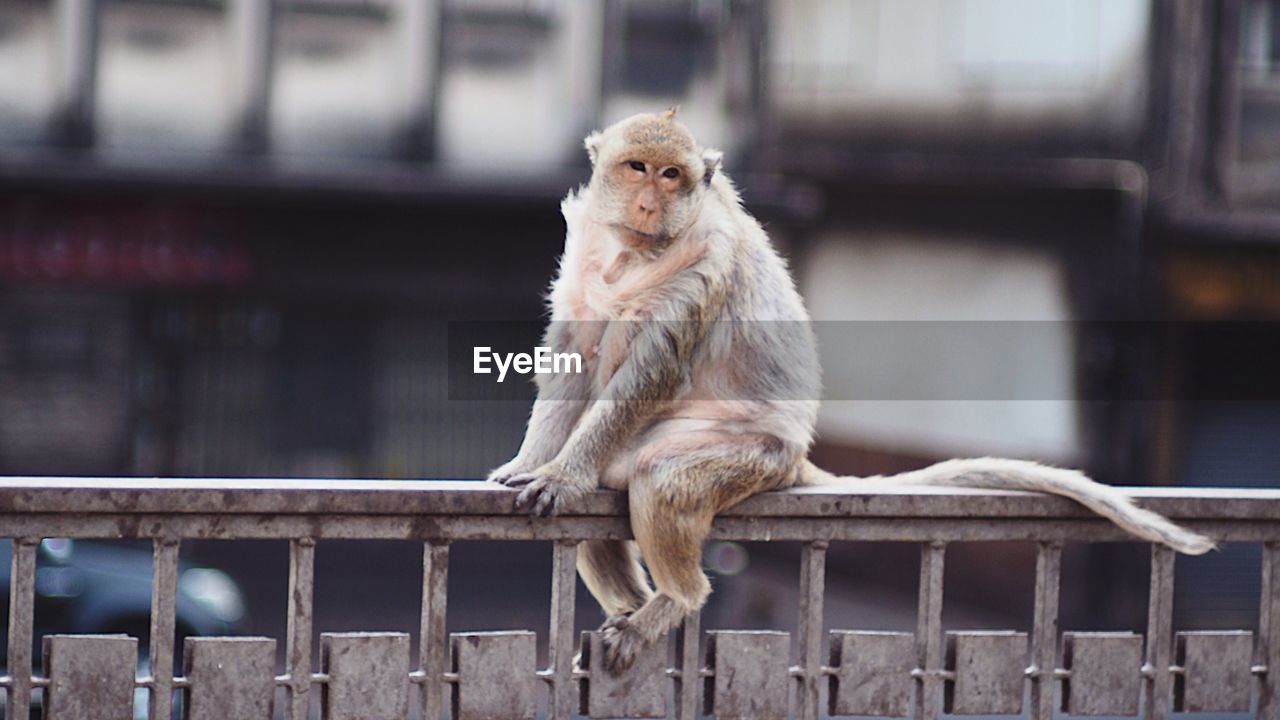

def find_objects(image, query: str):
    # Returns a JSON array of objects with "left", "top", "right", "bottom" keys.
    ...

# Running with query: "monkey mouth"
[{"left": 617, "top": 224, "right": 667, "bottom": 244}]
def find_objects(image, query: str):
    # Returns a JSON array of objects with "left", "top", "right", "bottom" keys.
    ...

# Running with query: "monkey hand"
[
  {"left": 487, "top": 456, "right": 536, "bottom": 485},
  {"left": 508, "top": 461, "right": 595, "bottom": 517}
]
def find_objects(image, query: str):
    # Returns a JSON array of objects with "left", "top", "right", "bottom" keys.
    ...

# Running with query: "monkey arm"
[
  {"left": 549, "top": 270, "right": 726, "bottom": 480},
  {"left": 490, "top": 374, "right": 590, "bottom": 481},
  {"left": 489, "top": 323, "right": 591, "bottom": 482},
  {"left": 509, "top": 315, "right": 705, "bottom": 516},
  {"left": 550, "top": 322, "right": 691, "bottom": 478},
  {"left": 510, "top": 249, "right": 730, "bottom": 515}
]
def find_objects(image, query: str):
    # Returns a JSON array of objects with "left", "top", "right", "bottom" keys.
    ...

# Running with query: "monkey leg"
[
  {"left": 577, "top": 540, "right": 653, "bottom": 619},
  {"left": 602, "top": 430, "right": 797, "bottom": 674}
]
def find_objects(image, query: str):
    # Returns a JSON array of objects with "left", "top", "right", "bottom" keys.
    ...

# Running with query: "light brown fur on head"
[{"left": 583, "top": 112, "right": 723, "bottom": 248}]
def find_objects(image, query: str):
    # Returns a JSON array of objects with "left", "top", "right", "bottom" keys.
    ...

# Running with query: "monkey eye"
[
  {"left": 628, "top": 160, "right": 646, "bottom": 173},
  {"left": 662, "top": 167, "right": 680, "bottom": 179}
]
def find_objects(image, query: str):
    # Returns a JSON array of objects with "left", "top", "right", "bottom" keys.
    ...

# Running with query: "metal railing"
[{"left": 1, "top": 478, "right": 1279, "bottom": 719}]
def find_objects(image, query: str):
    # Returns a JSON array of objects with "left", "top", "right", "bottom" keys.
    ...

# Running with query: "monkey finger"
[
  {"left": 505, "top": 472, "right": 539, "bottom": 489},
  {"left": 536, "top": 491, "right": 559, "bottom": 517},
  {"left": 512, "top": 480, "right": 537, "bottom": 509},
  {"left": 530, "top": 484, "right": 558, "bottom": 517},
  {"left": 515, "top": 478, "right": 550, "bottom": 511},
  {"left": 488, "top": 460, "right": 534, "bottom": 485},
  {"left": 533, "top": 495, "right": 551, "bottom": 516}
]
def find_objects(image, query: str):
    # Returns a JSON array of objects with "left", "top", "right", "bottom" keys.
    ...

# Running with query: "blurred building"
[{"left": 0, "top": 0, "right": 1278, "bottom": 632}]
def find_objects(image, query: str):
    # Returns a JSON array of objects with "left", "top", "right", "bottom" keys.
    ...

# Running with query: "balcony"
[{"left": 0, "top": 478, "right": 1277, "bottom": 719}]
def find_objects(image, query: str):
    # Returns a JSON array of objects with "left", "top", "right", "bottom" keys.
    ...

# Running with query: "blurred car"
[{"left": 0, "top": 538, "right": 248, "bottom": 669}]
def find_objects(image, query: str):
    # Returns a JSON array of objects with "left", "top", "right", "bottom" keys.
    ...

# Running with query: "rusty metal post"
[
  {"left": 797, "top": 540, "right": 828, "bottom": 720},
  {"left": 284, "top": 538, "right": 316, "bottom": 720},
  {"left": 420, "top": 541, "right": 450, "bottom": 720},
  {"left": 6, "top": 538, "right": 38, "bottom": 720},
  {"left": 548, "top": 540, "right": 578, "bottom": 719},
  {"left": 675, "top": 609, "right": 701, "bottom": 720},
  {"left": 1029, "top": 542, "right": 1062, "bottom": 720},
  {"left": 148, "top": 538, "right": 180, "bottom": 720},
  {"left": 1258, "top": 542, "right": 1280, "bottom": 720},
  {"left": 914, "top": 542, "right": 946, "bottom": 720},
  {"left": 1143, "top": 546, "right": 1176, "bottom": 720}
]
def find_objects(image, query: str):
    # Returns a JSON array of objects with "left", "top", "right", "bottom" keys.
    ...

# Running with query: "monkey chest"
[{"left": 561, "top": 253, "right": 661, "bottom": 387}]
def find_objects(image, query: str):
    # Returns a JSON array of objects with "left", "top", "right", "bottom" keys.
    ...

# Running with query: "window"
[{"left": 1222, "top": 0, "right": 1280, "bottom": 204}]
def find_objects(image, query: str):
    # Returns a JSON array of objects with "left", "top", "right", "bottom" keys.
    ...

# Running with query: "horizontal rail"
[
  {"left": 0, "top": 479, "right": 1275, "bottom": 546},
  {"left": 1, "top": 477, "right": 1279, "bottom": 520},
  {"left": 3, "top": 477, "right": 1278, "bottom": 719},
  {"left": 0, "top": 514, "right": 1276, "bottom": 543}
]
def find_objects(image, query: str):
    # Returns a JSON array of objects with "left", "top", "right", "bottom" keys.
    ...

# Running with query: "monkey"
[{"left": 489, "top": 108, "right": 1215, "bottom": 675}]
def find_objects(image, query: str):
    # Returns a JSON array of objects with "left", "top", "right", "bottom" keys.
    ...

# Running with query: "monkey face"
[
  {"left": 612, "top": 157, "right": 696, "bottom": 241},
  {"left": 584, "top": 111, "right": 723, "bottom": 247}
]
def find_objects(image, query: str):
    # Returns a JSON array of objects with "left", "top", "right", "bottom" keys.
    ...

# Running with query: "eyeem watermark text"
[{"left": 473, "top": 346, "right": 583, "bottom": 382}]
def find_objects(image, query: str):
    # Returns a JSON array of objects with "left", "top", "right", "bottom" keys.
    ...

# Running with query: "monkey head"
[{"left": 583, "top": 107, "right": 724, "bottom": 248}]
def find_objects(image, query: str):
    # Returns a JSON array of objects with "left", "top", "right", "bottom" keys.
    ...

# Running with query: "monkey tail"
[{"left": 799, "top": 458, "right": 1215, "bottom": 555}]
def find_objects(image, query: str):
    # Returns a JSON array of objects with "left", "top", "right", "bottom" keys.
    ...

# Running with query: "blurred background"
[{"left": 1, "top": 0, "right": 1280, "bottom": 691}]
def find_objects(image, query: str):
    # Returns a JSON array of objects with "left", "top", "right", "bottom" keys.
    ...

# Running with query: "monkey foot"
[
  {"left": 573, "top": 614, "right": 633, "bottom": 671},
  {"left": 601, "top": 613, "right": 632, "bottom": 631},
  {"left": 601, "top": 615, "right": 645, "bottom": 676}
]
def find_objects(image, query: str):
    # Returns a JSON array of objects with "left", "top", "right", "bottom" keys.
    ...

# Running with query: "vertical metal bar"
[
  {"left": 6, "top": 538, "right": 38, "bottom": 720},
  {"left": 227, "top": 0, "right": 274, "bottom": 152},
  {"left": 1029, "top": 542, "right": 1062, "bottom": 720},
  {"left": 674, "top": 608, "right": 701, "bottom": 720},
  {"left": 51, "top": 0, "right": 99, "bottom": 145},
  {"left": 598, "top": 0, "right": 625, "bottom": 109},
  {"left": 148, "top": 538, "right": 180, "bottom": 720},
  {"left": 914, "top": 542, "right": 946, "bottom": 720},
  {"left": 284, "top": 538, "right": 315, "bottom": 720},
  {"left": 390, "top": 0, "right": 443, "bottom": 159},
  {"left": 797, "top": 540, "right": 827, "bottom": 720},
  {"left": 1164, "top": 0, "right": 1211, "bottom": 202},
  {"left": 562, "top": 0, "right": 606, "bottom": 145},
  {"left": 1212, "top": 0, "right": 1244, "bottom": 200},
  {"left": 419, "top": 542, "right": 449, "bottom": 720},
  {"left": 548, "top": 541, "right": 578, "bottom": 720},
  {"left": 1143, "top": 546, "right": 1176, "bottom": 720},
  {"left": 1257, "top": 542, "right": 1280, "bottom": 720},
  {"left": 745, "top": 0, "right": 771, "bottom": 159},
  {"left": 718, "top": 0, "right": 763, "bottom": 155}
]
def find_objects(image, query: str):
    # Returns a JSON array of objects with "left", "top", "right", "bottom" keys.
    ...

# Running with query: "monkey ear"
[
  {"left": 583, "top": 131, "right": 603, "bottom": 166},
  {"left": 701, "top": 148, "right": 723, "bottom": 184}
]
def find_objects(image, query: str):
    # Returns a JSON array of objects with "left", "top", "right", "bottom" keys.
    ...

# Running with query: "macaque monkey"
[{"left": 490, "top": 108, "right": 1214, "bottom": 674}]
